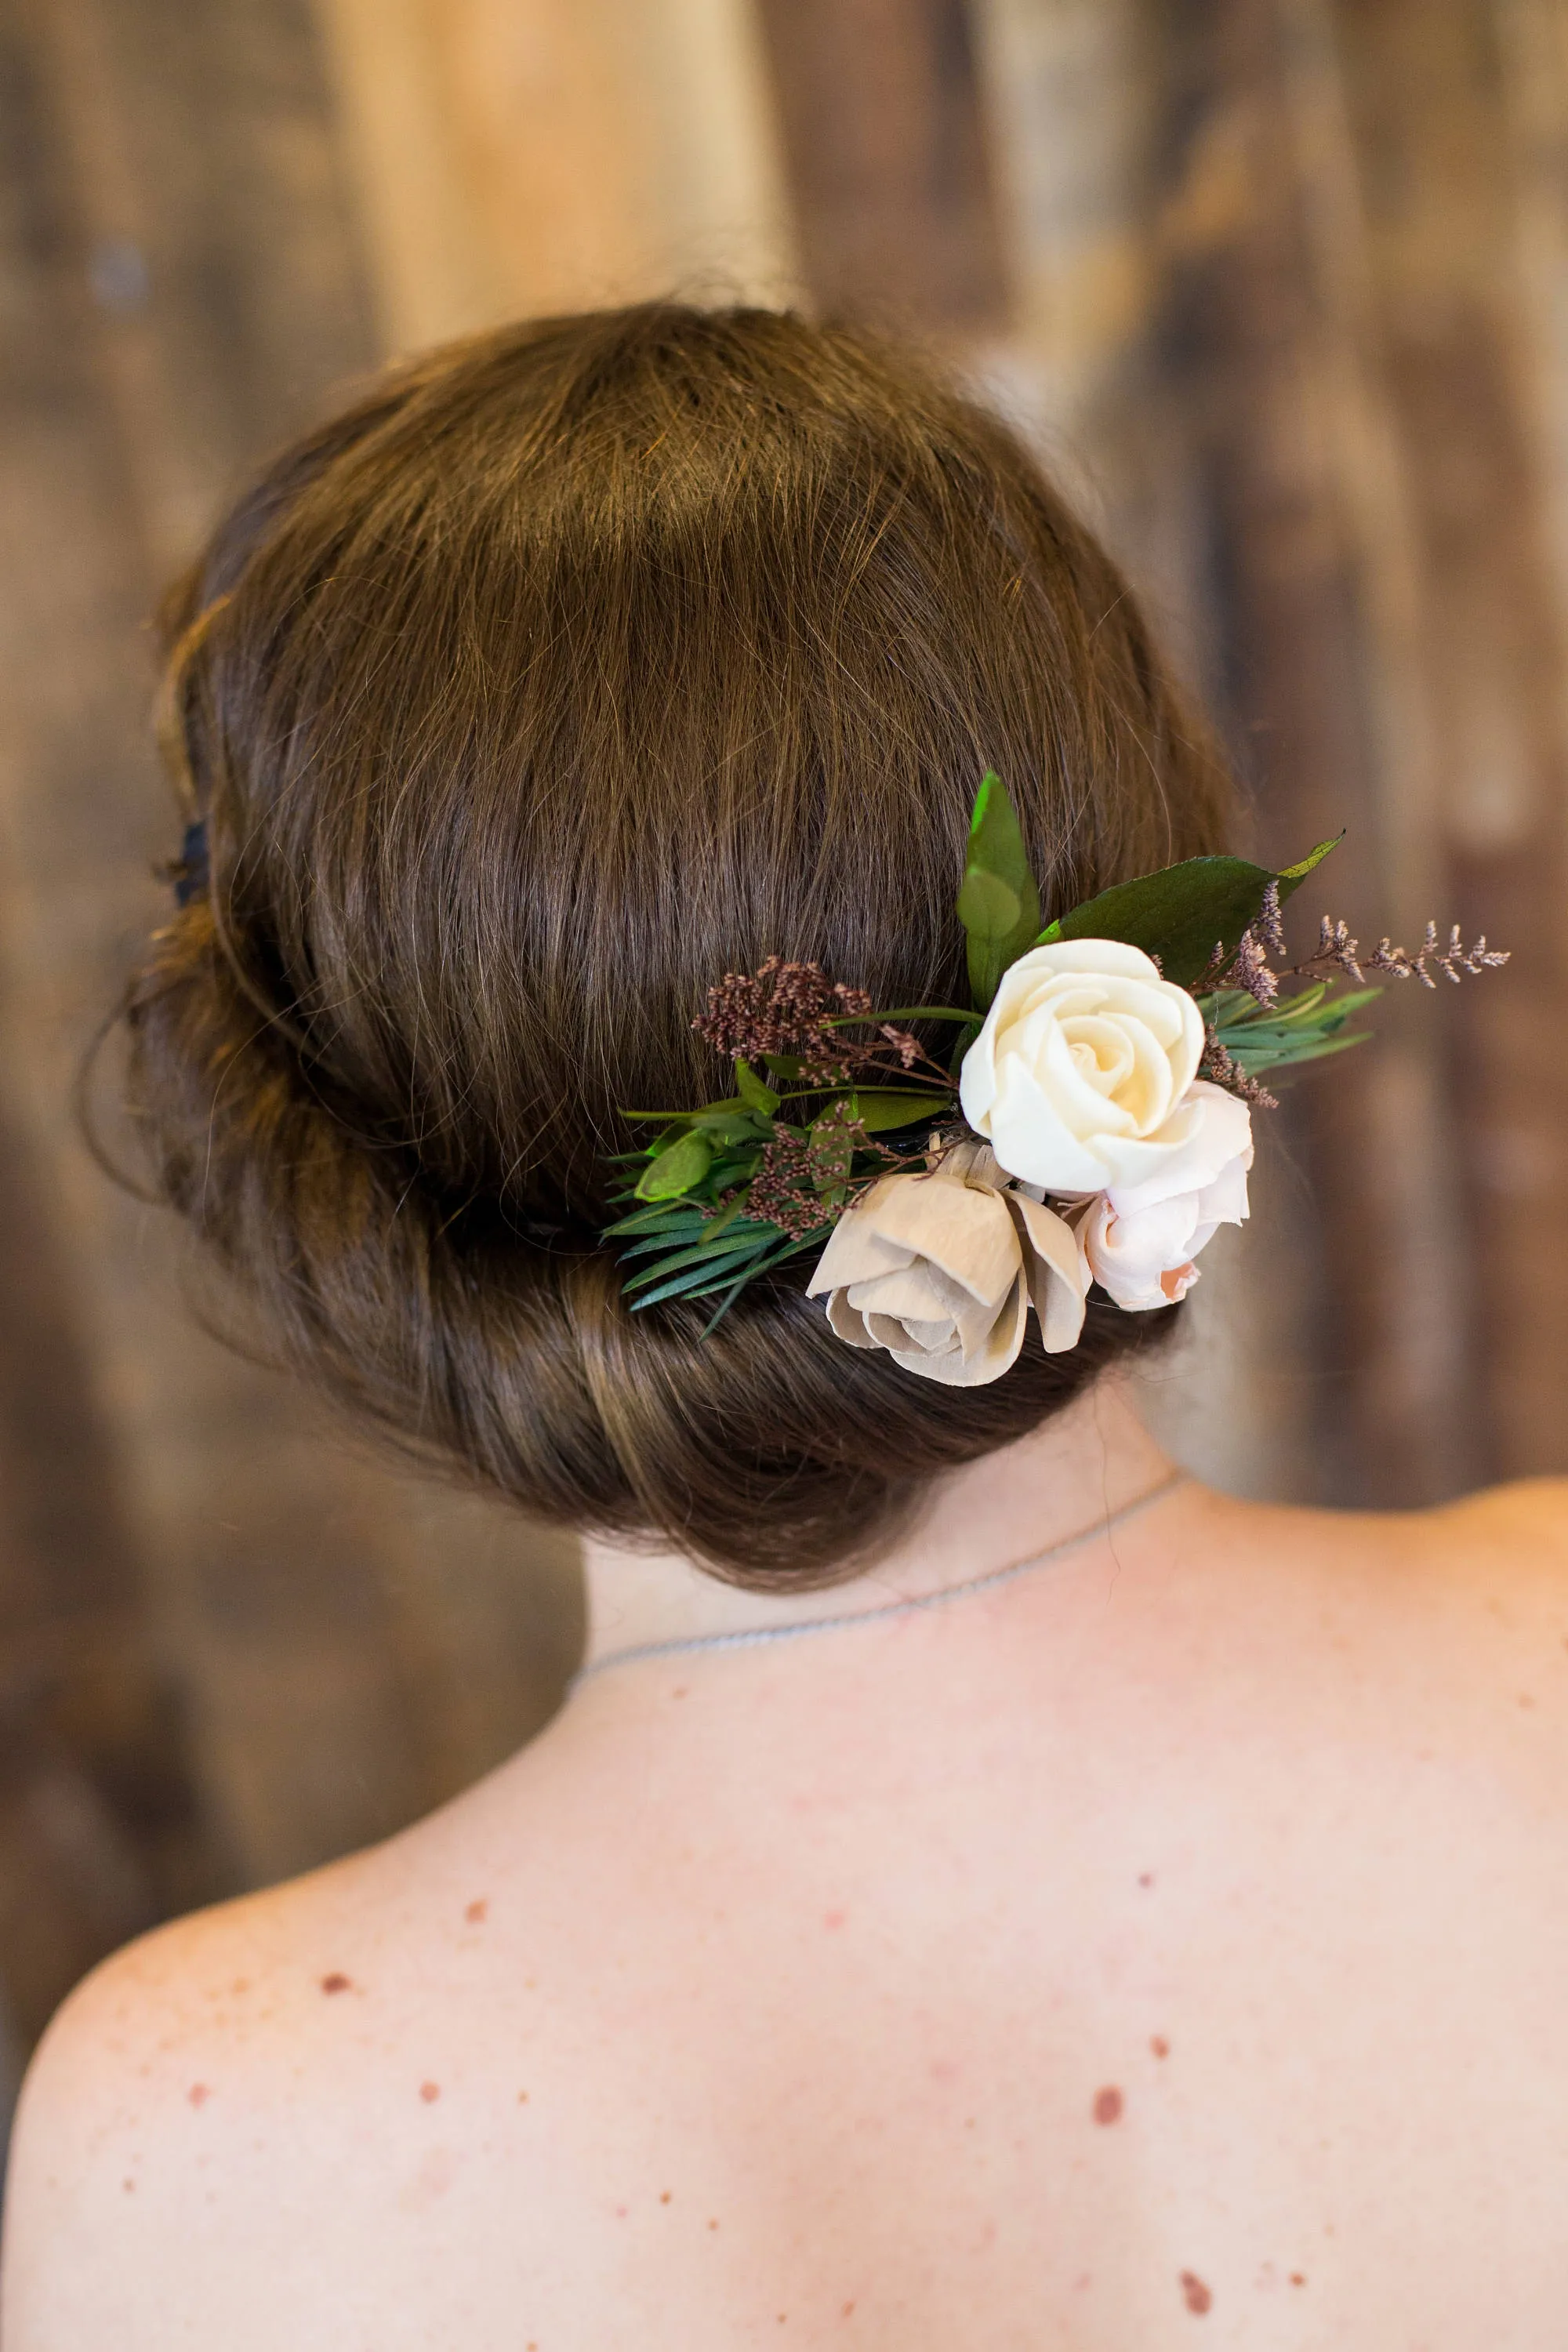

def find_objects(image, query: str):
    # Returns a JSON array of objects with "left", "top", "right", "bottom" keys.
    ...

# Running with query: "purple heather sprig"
[
  {"left": 694, "top": 956, "right": 873, "bottom": 1073},
  {"left": 1210, "top": 902, "right": 1509, "bottom": 1003},
  {"left": 738, "top": 1116, "right": 912, "bottom": 1240},
  {"left": 693, "top": 956, "right": 953, "bottom": 1088},
  {"left": 1197, "top": 1029, "right": 1279, "bottom": 1111},
  {"left": 1367, "top": 920, "right": 1511, "bottom": 988}
]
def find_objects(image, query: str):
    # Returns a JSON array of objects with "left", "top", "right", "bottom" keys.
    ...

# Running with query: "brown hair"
[{"left": 120, "top": 303, "right": 1231, "bottom": 1588}]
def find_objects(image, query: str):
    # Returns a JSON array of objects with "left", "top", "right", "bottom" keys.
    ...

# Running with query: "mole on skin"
[
  {"left": 320, "top": 1973, "right": 352, "bottom": 1995},
  {"left": 1092, "top": 2086, "right": 1123, "bottom": 2125},
  {"left": 1179, "top": 2270, "right": 1213, "bottom": 2314}
]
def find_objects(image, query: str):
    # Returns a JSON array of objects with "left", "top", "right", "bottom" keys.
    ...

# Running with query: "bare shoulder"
[
  {"left": 2, "top": 1853, "right": 354, "bottom": 2347},
  {"left": 9, "top": 1836, "right": 379, "bottom": 2127},
  {"left": 0, "top": 1795, "right": 520, "bottom": 2352},
  {"left": 1429, "top": 1471, "right": 1568, "bottom": 1551},
  {"left": 1311, "top": 1472, "right": 1568, "bottom": 1731},
  {"left": 1415, "top": 1472, "right": 1568, "bottom": 1608}
]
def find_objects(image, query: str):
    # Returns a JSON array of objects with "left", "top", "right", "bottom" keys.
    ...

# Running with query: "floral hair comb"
[{"left": 603, "top": 775, "right": 1507, "bottom": 1385}]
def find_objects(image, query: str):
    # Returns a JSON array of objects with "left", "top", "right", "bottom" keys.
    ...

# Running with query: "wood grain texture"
[
  {"left": 6, "top": 0, "right": 1568, "bottom": 2085},
  {"left": 1136, "top": 0, "right": 1483, "bottom": 1505},
  {"left": 756, "top": 0, "right": 1009, "bottom": 326},
  {"left": 974, "top": 0, "right": 1568, "bottom": 1504},
  {"left": 316, "top": 0, "right": 797, "bottom": 352},
  {"left": 0, "top": 0, "right": 583, "bottom": 2071},
  {"left": 1332, "top": 0, "right": 1568, "bottom": 1475}
]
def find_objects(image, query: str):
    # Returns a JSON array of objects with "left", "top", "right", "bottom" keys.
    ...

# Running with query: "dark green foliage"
[
  {"left": 956, "top": 769, "right": 1042, "bottom": 1010},
  {"left": 1039, "top": 838, "right": 1341, "bottom": 987},
  {"left": 604, "top": 771, "right": 1399, "bottom": 1316},
  {"left": 1204, "top": 980, "right": 1381, "bottom": 1076}
]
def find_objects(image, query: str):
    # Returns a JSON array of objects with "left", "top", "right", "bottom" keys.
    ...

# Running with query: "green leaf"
[
  {"left": 705, "top": 1157, "right": 766, "bottom": 1195},
  {"left": 633, "top": 1128, "right": 713, "bottom": 1200},
  {"left": 601, "top": 1201, "right": 710, "bottom": 1240},
  {"left": 690, "top": 1110, "right": 768, "bottom": 1146},
  {"left": 957, "top": 867, "right": 1022, "bottom": 938},
  {"left": 702, "top": 1189, "right": 751, "bottom": 1240},
  {"left": 854, "top": 1004, "right": 981, "bottom": 1025},
  {"left": 841, "top": 1088, "right": 950, "bottom": 1134},
  {"left": 627, "top": 1243, "right": 782, "bottom": 1309},
  {"left": 957, "top": 770, "right": 1042, "bottom": 1011},
  {"left": 763, "top": 1054, "right": 803, "bottom": 1080},
  {"left": 622, "top": 1229, "right": 778, "bottom": 1296},
  {"left": 1277, "top": 838, "right": 1344, "bottom": 887},
  {"left": 635, "top": 1226, "right": 831, "bottom": 1323},
  {"left": 733, "top": 1060, "right": 780, "bottom": 1115},
  {"left": 1212, "top": 978, "right": 1382, "bottom": 1076},
  {"left": 617, "top": 1232, "right": 709, "bottom": 1262},
  {"left": 1207, "top": 980, "right": 1331, "bottom": 1030},
  {"left": 808, "top": 1105, "right": 857, "bottom": 1194},
  {"left": 625, "top": 1094, "right": 764, "bottom": 1128},
  {"left": 699, "top": 1272, "right": 757, "bottom": 1337},
  {"left": 616, "top": 1211, "right": 767, "bottom": 1263},
  {"left": 1040, "top": 836, "right": 1342, "bottom": 989},
  {"left": 1213, "top": 985, "right": 1381, "bottom": 1048},
  {"left": 1229, "top": 1028, "right": 1374, "bottom": 1079}
]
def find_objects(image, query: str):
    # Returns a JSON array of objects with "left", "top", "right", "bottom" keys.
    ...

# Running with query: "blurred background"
[{"left": 2, "top": 0, "right": 1566, "bottom": 2134}]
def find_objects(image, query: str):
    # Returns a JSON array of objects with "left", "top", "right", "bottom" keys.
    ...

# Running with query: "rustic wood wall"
[
  {"left": 315, "top": 0, "right": 797, "bottom": 352},
  {"left": 975, "top": 0, "right": 1568, "bottom": 1505},
  {"left": 3, "top": 0, "right": 1567, "bottom": 2104},
  {"left": 0, "top": 0, "right": 584, "bottom": 2096}
]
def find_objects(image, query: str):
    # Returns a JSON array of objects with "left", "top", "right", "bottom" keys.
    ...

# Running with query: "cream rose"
[
  {"left": 1077, "top": 1081, "right": 1254, "bottom": 1311},
  {"left": 959, "top": 938, "right": 1208, "bottom": 1193},
  {"left": 805, "top": 1141, "right": 1087, "bottom": 1387}
]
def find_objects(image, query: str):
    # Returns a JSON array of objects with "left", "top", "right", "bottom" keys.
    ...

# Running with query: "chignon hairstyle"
[{"left": 122, "top": 303, "right": 1232, "bottom": 1588}]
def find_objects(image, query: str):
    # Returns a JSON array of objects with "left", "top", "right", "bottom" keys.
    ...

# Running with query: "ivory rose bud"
[
  {"left": 959, "top": 938, "right": 1207, "bottom": 1194},
  {"left": 1077, "top": 1081, "right": 1254, "bottom": 1312},
  {"left": 806, "top": 1141, "right": 1087, "bottom": 1387}
]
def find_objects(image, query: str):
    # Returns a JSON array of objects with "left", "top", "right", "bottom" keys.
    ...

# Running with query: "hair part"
[{"left": 119, "top": 303, "right": 1232, "bottom": 1588}]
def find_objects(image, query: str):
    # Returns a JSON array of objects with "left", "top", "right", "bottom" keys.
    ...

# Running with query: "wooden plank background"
[{"left": 2, "top": 0, "right": 1566, "bottom": 2116}]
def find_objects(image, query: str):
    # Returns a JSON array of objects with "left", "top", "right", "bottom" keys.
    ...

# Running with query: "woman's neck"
[{"left": 579, "top": 1377, "right": 1178, "bottom": 1671}]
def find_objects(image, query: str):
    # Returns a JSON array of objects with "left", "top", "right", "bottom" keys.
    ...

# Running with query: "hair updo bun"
[{"left": 121, "top": 303, "right": 1232, "bottom": 1588}]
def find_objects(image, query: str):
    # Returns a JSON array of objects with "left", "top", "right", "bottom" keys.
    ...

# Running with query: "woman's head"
[{"left": 124, "top": 303, "right": 1231, "bottom": 1587}]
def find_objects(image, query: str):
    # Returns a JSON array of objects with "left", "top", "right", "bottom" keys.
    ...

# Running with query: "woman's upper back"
[
  {"left": 9, "top": 1475, "right": 1568, "bottom": 2350},
  {"left": 16, "top": 300, "right": 1551, "bottom": 2347}
]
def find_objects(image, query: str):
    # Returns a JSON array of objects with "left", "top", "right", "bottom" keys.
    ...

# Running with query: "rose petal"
[
  {"left": 1036, "top": 1015, "right": 1142, "bottom": 1137},
  {"left": 824, "top": 1291, "right": 883, "bottom": 1348},
  {"left": 971, "top": 1059, "right": 1130, "bottom": 1192},
  {"left": 1102, "top": 1083, "right": 1254, "bottom": 1214},
  {"left": 1006, "top": 1192, "right": 1089, "bottom": 1353},
  {"left": 960, "top": 938, "right": 1207, "bottom": 1194},
  {"left": 887, "top": 1274, "right": 1028, "bottom": 1386},
  {"left": 851, "top": 1168, "right": 1022, "bottom": 1307},
  {"left": 807, "top": 1186, "right": 918, "bottom": 1295}
]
